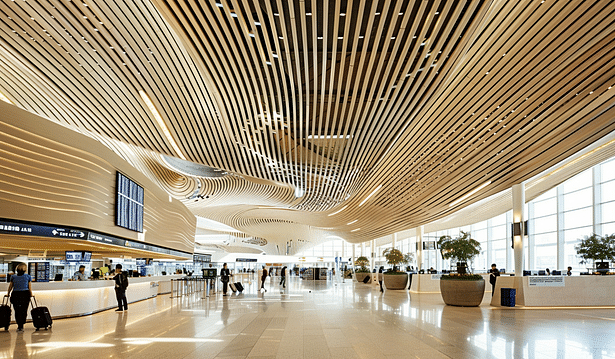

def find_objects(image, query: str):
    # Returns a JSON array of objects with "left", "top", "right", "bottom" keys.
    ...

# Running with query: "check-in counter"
[
  {"left": 410, "top": 273, "right": 492, "bottom": 293},
  {"left": 491, "top": 275, "right": 615, "bottom": 307},
  {"left": 0, "top": 275, "right": 182, "bottom": 319}
]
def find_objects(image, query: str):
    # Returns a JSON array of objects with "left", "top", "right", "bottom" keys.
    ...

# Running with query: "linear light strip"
[
  {"left": 350, "top": 228, "right": 361, "bottom": 232},
  {"left": 328, "top": 205, "right": 347, "bottom": 216},
  {"left": 139, "top": 90, "right": 186, "bottom": 160},
  {"left": 359, "top": 185, "right": 382, "bottom": 207},
  {"left": 0, "top": 90, "right": 12, "bottom": 104},
  {"left": 347, "top": 220, "right": 358, "bottom": 225},
  {"left": 306, "top": 134, "right": 353, "bottom": 139},
  {"left": 449, "top": 181, "right": 491, "bottom": 207}
]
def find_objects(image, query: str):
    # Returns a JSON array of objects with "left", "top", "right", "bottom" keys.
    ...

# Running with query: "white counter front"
[
  {"left": 409, "top": 273, "right": 492, "bottom": 293},
  {"left": 491, "top": 275, "right": 615, "bottom": 307},
  {"left": 0, "top": 275, "right": 183, "bottom": 319}
]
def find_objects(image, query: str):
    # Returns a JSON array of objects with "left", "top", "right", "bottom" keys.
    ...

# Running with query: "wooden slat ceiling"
[{"left": 1, "top": 0, "right": 615, "bottom": 254}]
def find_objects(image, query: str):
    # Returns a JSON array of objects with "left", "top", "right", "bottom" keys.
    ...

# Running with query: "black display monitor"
[
  {"left": 115, "top": 172, "right": 144, "bottom": 232},
  {"left": 202, "top": 268, "right": 217, "bottom": 278},
  {"left": 54, "top": 274, "right": 63, "bottom": 281}
]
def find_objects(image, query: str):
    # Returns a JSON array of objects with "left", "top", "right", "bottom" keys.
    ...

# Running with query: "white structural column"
[
  {"left": 417, "top": 226, "right": 424, "bottom": 271},
  {"left": 392, "top": 233, "right": 397, "bottom": 250},
  {"left": 371, "top": 240, "right": 375, "bottom": 271},
  {"left": 352, "top": 244, "right": 356, "bottom": 266},
  {"left": 361, "top": 242, "right": 365, "bottom": 257},
  {"left": 512, "top": 183, "right": 526, "bottom": 276}
]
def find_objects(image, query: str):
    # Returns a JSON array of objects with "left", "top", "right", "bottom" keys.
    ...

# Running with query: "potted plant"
[
  {"left": 382, "top": 248, "right": 409, "bottom": 289},
  {"left": 437, "top": 231, "right": 484, "bottom": 306},
  {"left": 575, "top": 233, "right": 615, "bottom": 274},
  {"left": 404, "top": 252, "right": 415, "bottom": 271},
  {"left": 354, "top": 256, "right": 371, "bottom": 283}
]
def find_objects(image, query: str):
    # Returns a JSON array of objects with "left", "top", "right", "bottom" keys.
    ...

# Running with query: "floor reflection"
[{"left": 1, "top": 277, "right": 615, "bottom": 358}]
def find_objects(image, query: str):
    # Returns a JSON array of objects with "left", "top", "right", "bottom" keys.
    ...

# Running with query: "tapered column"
[
  {"left": 371, "top": 240, "right": 375, "bottom": 271},
  {"left": 417, "top": 226, "right": 424, "bottom": 271},
  {"left": 512, "top": 183, "right": 525, "bottom": 276}
]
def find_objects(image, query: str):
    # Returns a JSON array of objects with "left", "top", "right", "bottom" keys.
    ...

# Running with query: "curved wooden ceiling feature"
[{"left": 1, "top": 1, "right": 615, "bottom": 254}]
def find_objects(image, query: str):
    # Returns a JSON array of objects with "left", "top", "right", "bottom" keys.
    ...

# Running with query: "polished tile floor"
[{"left": 2, "top": 276, "right": 615, "bottom": 359}]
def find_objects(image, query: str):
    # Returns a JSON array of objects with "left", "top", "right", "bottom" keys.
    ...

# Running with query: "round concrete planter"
[
  {"left": 439, "top": 278, "right": 485, "bottom": 307},
  {"left": 383, "top": 273, "right": 408, "bottom": 290},
  {"left": 355, "top": 272, "right": 371, "bottom": 283}
]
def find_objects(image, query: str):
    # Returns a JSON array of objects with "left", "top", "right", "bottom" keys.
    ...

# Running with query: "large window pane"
[
  {"left": 601, "top": 159, "right": 615, "bottom": 182},
  {"left": 492, "top": 225, "right": 506, "bottom": 240},
  {"left": 491, "top": 213, "right": 507, "bottom": 226},
  {"left": 601, "top": 201, "right": 615, "bottom": 223},
  {"left": 564, "top": 226, "right": 593, "bottom": 242},
  {"left": 533, "top": 197, "right": 557, "bottom": 216},
  {"left": 534, "top": 232, "right": 557, "bottom": 245},
  {"left": 603, "top": 222, "right": 615, "bottom": 235},
  {"left": 535, "top": 245, "right": 557, "bottom": 269},
  {"left": 534, "top": 188, "right": 557, "bottom": 201},
  {"left": 563, "top": 207, "right": 592, "bottom": 230},
  {"left": 563, "top": 169, "right": 592, "bottom": 193},
  {"left": 602, "top": 181, "right": 615, "bottom": 202},
  {"left": 473, "top": 229, "right": 487, "bottom": 242},
  {"left": 473, "top": 220, "right": 487, "bottom": 230},
  {"left": 533, "top": 215, "right": 557, "bottom": 234},
  {"left": 563, "top": 188, "right": 592, "bottom": 211}
]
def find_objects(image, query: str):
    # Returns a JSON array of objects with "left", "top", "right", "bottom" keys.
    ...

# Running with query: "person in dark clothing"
[
  {"left": 378, "top": 267, "right": 384, "bottom": 292},
  {"left": 261, "top": 266, "right": 268, "bottom": 292},
  {"left": 6, "top": 263, "right": 32, "bottom": 332},
  {"left": 220, "top": 263, "right": 232, "bottom": 296},
  {"left": 113, "top": 264, "right": 129, "bottom": 312},
  {"left": 489, "top": 263, "right": 500, "bottom": 295},
  {"left": 280, "top": 266, "right": 287, "bottom": 288}
]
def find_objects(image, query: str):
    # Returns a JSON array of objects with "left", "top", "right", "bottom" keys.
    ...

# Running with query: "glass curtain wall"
[{"left": 296, "top": 157, "right": 615, "bottom": 274}]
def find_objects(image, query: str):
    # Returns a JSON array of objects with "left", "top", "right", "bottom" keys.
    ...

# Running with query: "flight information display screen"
[{"left": 115, "top": 172, "right": 144, "bottom": 232}]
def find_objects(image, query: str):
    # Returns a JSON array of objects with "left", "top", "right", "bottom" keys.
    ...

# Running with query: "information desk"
[
  {"left": 491, "top": 275, "right": 615, "bottom": 307},
  {"left": 0, "top": 275, "right": 182, "bottom": 319},
  {"left": 410, "top": 273, "right": 493, "bottom": 293}
]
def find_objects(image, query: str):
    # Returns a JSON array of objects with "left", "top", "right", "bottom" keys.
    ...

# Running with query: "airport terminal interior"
[{"left": 1, "top": 0, "right": 615, "bottom": 358}]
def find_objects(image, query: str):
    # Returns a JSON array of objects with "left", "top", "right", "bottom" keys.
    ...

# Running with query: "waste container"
[{"left": 501, "top": 288, "right": 516, "bottom": 307}]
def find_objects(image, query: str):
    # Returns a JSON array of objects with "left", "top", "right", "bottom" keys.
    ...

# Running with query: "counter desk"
[
  {"left": 0, "top": 275, "right": 183, "bottom": 319},
  {"left": 491, "top": 275, "right": 615, "bottom": 307}
]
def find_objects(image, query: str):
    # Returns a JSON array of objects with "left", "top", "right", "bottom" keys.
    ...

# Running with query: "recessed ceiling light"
[
  {"left": 254, "top": 21, "right": 261, "bottom": 26},
  {"left": 328, "top": 206, "right": 347, "bottom": 216},
  {"left": 317, "top": 36, "right": 323, "bottom": 40},
  {"left": 340, "top": 13, "right": 346, "bottom": 16},
  {"left": 350, "top": 228, "right": 361, "bottom": 232},
  {"left": 375, "top": 12, "right": 380, "bottom": 15},
  {"left": 139, "top": 90, "right": 187, "bottom": 160},
  {"left": 306, "top": 12, "right": 312, "bottom": 16}
]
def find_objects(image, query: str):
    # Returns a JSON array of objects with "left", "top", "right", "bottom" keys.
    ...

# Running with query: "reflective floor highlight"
[{"left": 2, "top": 277, "right": 615, "bottom": 358}]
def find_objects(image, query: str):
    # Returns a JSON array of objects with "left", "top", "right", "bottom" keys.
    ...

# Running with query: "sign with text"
[
  {"left": 236, "top": 258, "right": 257, "bottom": 262},
  {"left": 528, "top": 276, "right": 565, "bottom": 287}
]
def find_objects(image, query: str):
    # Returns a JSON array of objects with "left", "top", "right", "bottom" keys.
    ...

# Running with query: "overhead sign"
[
  {"left": 236, "top": 258, "right": 257, "bottom": 262},
  {"left": 0, "top": 218, "right": 192, "bottom": 259},
  {"left": 0, "top": 219, "right": 85, "bottom": 238}
]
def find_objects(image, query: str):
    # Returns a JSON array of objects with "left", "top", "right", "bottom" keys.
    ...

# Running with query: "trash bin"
[{"left": 501, "top": 288, "right": 516, "bottom": 307}]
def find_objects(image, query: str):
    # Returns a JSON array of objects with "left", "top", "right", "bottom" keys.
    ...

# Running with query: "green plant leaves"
[{"left": 436, "top": 231, "right": 481, "bottom": 263}]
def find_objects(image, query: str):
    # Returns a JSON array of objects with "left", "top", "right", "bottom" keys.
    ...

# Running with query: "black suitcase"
[
  {"left": 234, "top": 282, "right": 244, "bottom": 292},
  {"left": 0, "top": 295, "right": 11, "bottom": 331},
  {"left": 30, "top": 297, "right": 52, "bottom": 330},
  {"left": 362, "top": 275, "right": 370, "bottom": 283},
  {"left": 229, "top": 282, "right": 237, "bottom": 292}
]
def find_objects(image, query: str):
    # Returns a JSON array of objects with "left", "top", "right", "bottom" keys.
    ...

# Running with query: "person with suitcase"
[
  {"left": 113, "top": 264, "right": 129, "bottom": 312},
  {"left": 6, "top": 263, "right": 32, "bottom": 332},
  {"left": 220, "top": 263, "right": 232, "bottom": 296}
]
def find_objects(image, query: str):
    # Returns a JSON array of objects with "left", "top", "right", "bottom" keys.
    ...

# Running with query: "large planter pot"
[
  {"left": 440, "top": 278, "right": 485, "bottom": 306},
  {"left": 355, "top": 272, "right": 371, "bottom": 283},
  {"left": 383, "top": 273, "right": 408, "bottom": 290}
]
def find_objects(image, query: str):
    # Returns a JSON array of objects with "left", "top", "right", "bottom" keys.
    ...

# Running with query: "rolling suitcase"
[
  {"left": 234, "top": 282, "right": 244, "bottom": 292},
  {"left": 30, "top": 297, "right": 52, "bottom": 330},
  {"left": 362, "top": 275, "right": 370, "bottom": 283},
  {"left": 229, "top": 282, "right": 237, "bottom": 293},
  {"left": 0, "top": 295, "right": 11, "bottom": 331}
]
